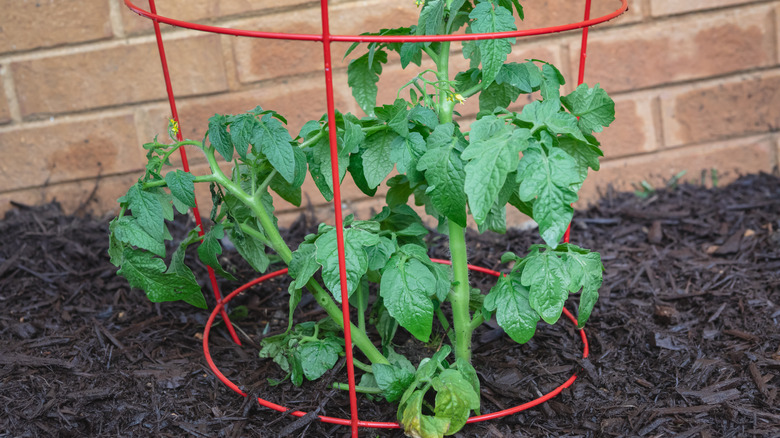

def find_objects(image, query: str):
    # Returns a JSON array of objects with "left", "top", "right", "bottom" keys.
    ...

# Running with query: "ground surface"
[{"left": 1, "top": 173, "right": 779, "bottom": 438}]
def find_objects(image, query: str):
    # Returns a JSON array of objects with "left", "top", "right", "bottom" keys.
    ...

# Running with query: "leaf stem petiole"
[{"left": 332, "top": 382, "right": 382, "bottom": 395}]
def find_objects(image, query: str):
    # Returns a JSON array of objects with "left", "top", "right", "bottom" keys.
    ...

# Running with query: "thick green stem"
[
  {"left": 205, "top": 146, "right": 388, "bottom": 366},
  {"left": 434, "top": 42, "right": 473, "bottom": 364},
  {"left": 142, "top": 174, "right": 216, "bottom": 190},
  {"left": 333, "top": 383, "right": 382, "bottom": 394},
  {"left": 447, "top": 220, "right": 472, "bottom": 363}
]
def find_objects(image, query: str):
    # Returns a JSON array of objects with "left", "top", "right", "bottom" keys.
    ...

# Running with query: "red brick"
[
  {"left": 120, "top": 0, "right": 312, "bottom": 35},
  {"left": 0, "top": 85, "right": 11, "bottom": 125},
  {"left": 579, "top": 6, "right": 776, "bottom": 93},
  {"left": 121, "top": 0, "right": 220, "bottom": 34},
  {"left": 12, "top": 35, "right": 228, "bottom": 118},
  {"left": 517, "top": 0, "right": 642, "bottom": 31},
  {"left": 576, "top": 136, "right": 775, "bottom": 207},
  {"left": 649, "top": 0, "right": 756, "bottom": 17},
  {"left": 660, "top": 71, "right": 780, "bottom": 147},
  {"left": 0, "top": 114, "right": 144, "bottom": 192},
  {"left": 0, "top": 0, "right": 112, "bottom": 53},
  {"left": 597, "top": 93, "right": 657, "bottom": 158},
  {"left": 137, "top": 73, "right": 354, "bottom": 148},
  {"left": 232, "top": 0, "right": 419, "bottom": 84},
  {"left": 0, "top": 172, "right": 138, "bottom": 217}
]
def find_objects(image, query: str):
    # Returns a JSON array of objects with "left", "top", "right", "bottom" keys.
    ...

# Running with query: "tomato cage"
[{"left": 124, "top": 0, "right": 627, "bottom": 435}]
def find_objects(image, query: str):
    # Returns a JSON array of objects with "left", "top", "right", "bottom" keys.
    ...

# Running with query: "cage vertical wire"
[{"left": 124, "top": 0, "right": 628, "bottom": 435}]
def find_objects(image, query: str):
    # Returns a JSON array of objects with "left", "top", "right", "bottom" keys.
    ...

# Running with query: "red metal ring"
[
  {"left": 124, "top": 0, "right": 627, "bottom": 43},
  {"left": 202, "top": 263, "right": 589, "bottom": 429}
]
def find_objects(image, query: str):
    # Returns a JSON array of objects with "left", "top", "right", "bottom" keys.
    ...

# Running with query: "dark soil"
[{"left": 1, "top": 172, "right": 779, "bottom": 438}]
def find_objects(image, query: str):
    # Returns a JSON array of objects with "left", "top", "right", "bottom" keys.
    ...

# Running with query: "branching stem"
[{"left": 204, "top": 145, "right": 389, "bottom": 366}]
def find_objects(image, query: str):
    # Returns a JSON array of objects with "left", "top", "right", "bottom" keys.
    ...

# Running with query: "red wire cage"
[{"left": 123, "top": 0, "right": 628, "bottom": 436}]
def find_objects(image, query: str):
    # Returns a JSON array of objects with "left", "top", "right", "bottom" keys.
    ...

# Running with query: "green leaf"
[
  {"left": 108, "top": 221, "right": 125, "bottom": 266},
  {"left": 518, "top": 99, "right": 587, "bottom": 142},
  {"left": 269, "top": 147, "right": 307, "bottom": 207},
  {"left": 477, "top": 202, "right": 507, "bottom": 234},
  {"left": 391, "top": 132, "right": 427, "bottom": 185},
  {"left": 478, "top": 81, "right": 521, "bottom": 115},
  {"left": 229, "top": 226, "right": 269, "bottom": 273},
  {"left": 126, "top": 183, "right": 165, "bottom": 242},
  {"left": 497, "top": 0, "right": 524, "bottom": 19},
  {"left": 378, "top": 99, "right": 410, "bottom": 137},
  {"left": 306, "top": 129, "right": 354, "bottom": 201},
  {"left": 299, "top": 337, "right": 342, "bottom": 381},
  {"left": 348, "top": 149, "right": 379, "bottom": 197},
  {"left": 417, "top": 0, "right": 447, "bottom": 43},
  {"left": 112, "top": 216, "right": 166, "bottom": 257},
  {"left": 495, "top": 62, "right": 542, "bottom": 93},
  {"left": 454, "top": 358, "right": 480, "bottom": 408},
  {"left": 289, "top": 350, "right": 304, "bottom": 386},
  {"left": 156, "top": 190, "right": 174, "bottom": 222},
  {"left": 400, "top": 41, "right": 424, "bottom": 68},
  {"left": 559, "top": 245, "right": 603, "bottom": 327},
  {"left": 229, "top": 113, "right": 258, "bottom": 158},
  {"left": 374, "top": 363, "right": 416, "bottom": 402},
  {"left": 342, "top": 113, "right": 367, "bottom": 153},
  {"left": 428, "top": 262, "right": 452, "bottom": 303},
  {"left": 259, "top": 333, "right": 291, "bottom": 372},
  {"left": 557, "top": 136, "right": 602, "bottom": 192},
  {"left": 540, "top": 62, "right": 565, "bottom": 102},
  {"left": 253, "top": 114, "right": 295, "bottom": 184},
  {"left": 516, "top": 140, "right": 579, "bottom": 247},
  {"left": 197, "top": 224, "right": 237, "bottom": 281},
  {"left": 417, "top": 124, "right": 468, "bottom": 227},
  {"left": 208, "top": 114, "right": 233, "bottom": 161},
  {"left": 287, "top": 286, "right": 301, "bottom": 332},
  {"left": 454, "top": 68, "right": 481, "bottom": 94},
  {"left": 415, "top": 345, "right": 452, "bottom": 383},
  {"left": 118, "top": 248, "right": 204, "bottom": 306},
  {"left": 315, "top": 228, "right": 378, "bottom": 301},
  {"left": 469, "top": 2, "right": 517, "bottom": 88},
  {"left": 386, "top": 175, "right": 414, "bottom": 208},
  {"left": 365, "top": 235, "right": 396, "bottom": 271},
  {"left": 462, "top": 117, "right": 531, "bottom": 224},
  {"left": 362, "top": 129, "right": 399, "bottom": 188},
  {"left": 380, "top": 254, "right": 435, "bottom": 342},
  {"left": 521, "top": 250, "right": 568, "bottom": 324},
  {"left": 432, "top": 369, "right": 480, "bottom": 434},
  {"left": 348, "top": 50, "right": 388, "bottom": 116},
  {"left": 376, "top": 303, "right": 399, "bottom": 350},
  {"left": 561, "top": 83, "right": 616, "bottom": 134},
  {"left": 400, "top": 390, "right": 450, "bottom": 438},
  {"left": 484, "top": 273, "right": 539, "bottom": 343},
  {"left": 167, "top": 238, "right": 207, "bottom": 309},
  {"left": 408, "top": 105, "right": 439, "bottom": 130},
  {"left": 164, "top": 170, "right": 196, "bottom": 208}
]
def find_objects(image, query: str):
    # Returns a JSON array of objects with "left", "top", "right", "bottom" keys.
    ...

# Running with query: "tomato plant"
[{"left": 109, "top": 1, "right": 614, "bottom": 436}]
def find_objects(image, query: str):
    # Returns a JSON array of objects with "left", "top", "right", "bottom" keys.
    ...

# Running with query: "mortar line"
[
  {"left": 772, "top": 3, "right": 780, "bottom": 65},
  {"left": 652, "top": 95, "right": 665, "bottom": 150},
  {"left": 108, "top": 0, "right": 127, "bottom": 39},
  {"left": 1, "top": 62, "right": 22, "bottom": 124}
]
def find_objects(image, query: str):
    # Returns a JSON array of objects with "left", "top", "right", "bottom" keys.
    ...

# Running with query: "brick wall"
[{"left": 1, "top": 0, "right": 778, "bottom": 226}]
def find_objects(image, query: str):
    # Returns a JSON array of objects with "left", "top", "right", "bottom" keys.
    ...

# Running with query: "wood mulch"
[{"left": 1, "top": 172, "right": 778, "bottom": 437}]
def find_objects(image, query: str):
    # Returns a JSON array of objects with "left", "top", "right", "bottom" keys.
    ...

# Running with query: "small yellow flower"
[
  {"left": 169, "top": 118, "right": 179, "bottom": 135},
  {"left": 447, "top": 93, "right": 466, "bottom": 104},
  {"left": 415, "top": 0, "right": 423, "bottom": 7}
]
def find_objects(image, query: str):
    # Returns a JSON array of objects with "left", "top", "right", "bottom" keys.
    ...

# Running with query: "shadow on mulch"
[{"left": 1, "top": 172, "right": 779, "bottom": 437}]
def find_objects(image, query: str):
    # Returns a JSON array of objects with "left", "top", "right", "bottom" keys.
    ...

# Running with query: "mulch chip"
[{"left": 1, "top": 172, "right": 779, "bottom": 437}]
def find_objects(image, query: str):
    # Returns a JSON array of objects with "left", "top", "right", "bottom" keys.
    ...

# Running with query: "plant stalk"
[
  {"left": 205, "top": 146, "right": 388, "bottom": 366},
  {"left": 434, "top": 41, "right": 474, "bottom": 364}
]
